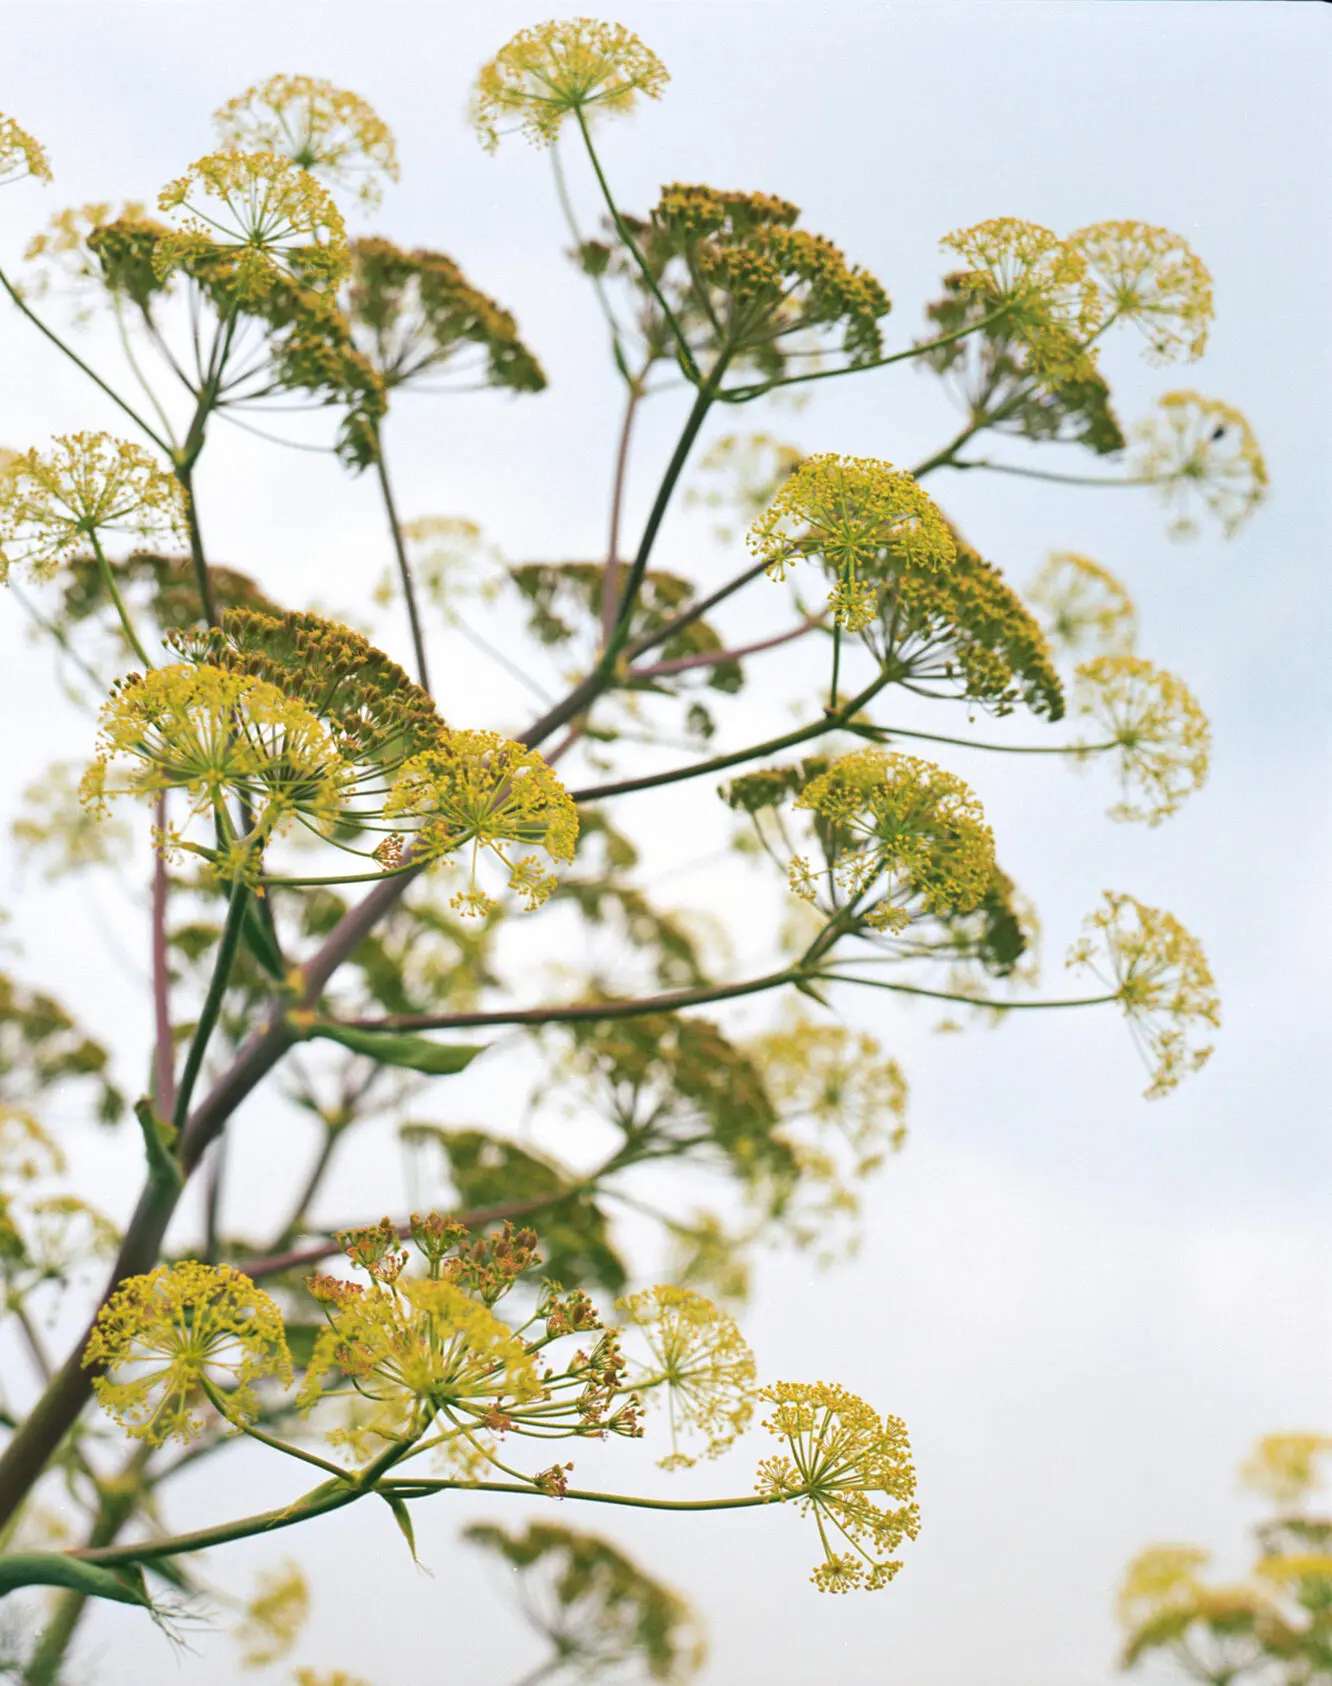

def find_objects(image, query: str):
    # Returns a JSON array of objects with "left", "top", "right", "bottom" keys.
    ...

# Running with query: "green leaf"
[
  {"left": 380, "top": 1493, "right": 424, "bottom": 1568},
  {"left": 305, "top": 1024, "right": 485, "bottom": 1076},
  {"left": 240, "top": 897, "right": 285, "bottom": 979}
]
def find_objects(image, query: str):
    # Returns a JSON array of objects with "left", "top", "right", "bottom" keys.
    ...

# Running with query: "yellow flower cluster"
[
  {"left": 745, "top": 1014, "right": 908, "bottom": 1259},
  {"left": 1130, "top": 390, "right": 1268, "bottom": 540},
  {"left": 78, "top": 607, "right": 579, "bottom": 906},
  {"left": 471, "top": 19, "right": 669, "bottom": 152},
  {"left": 652, "top": 184, "right": 892, "bottom": 373},
  {"left": 1068, "top": 892, "right": 1219, "bottom": 1098},
  {"left": 748, "top": 453, "right": 955, "bottom": 631},
  {"left": 214, "top": 76, "right": 399, "bottom": 207},
  {"left": 346, "top": 236, "right": 546, "bottom": 394},
  {"left": 756, "top": 1381, "right": 919, "bottom": 1592},
  {"left": 1026, "top": 551, "right": 1137, "bottom": 658},
  {"left": 873, "top": 524, "right": 1065, "bottom": 719},
  {"left": 1075, "top": 654, "right": 1210, "bottom": 825},
  {"left": 233, "top": 1560, "right": 310, "bottom": 1669},
  {"left": 83, "top": 663, "right": 352, "bottom": 858},
  {"left": 0, "top": 112, "right": 51, "bottom": 186},
  {"left": 940, "top": 217, "right": 1100, "bottom": 382},
  {"left": 300, "top": 1274, "right": 544, "bottom": 1451},
  {"left": 792, "top": 750, "right": 995, "bottom": 933},
  {"left": 84, "top": 1260, "right": 293, "bottom": 1444},
  {"left": 296, "top": 1217, "right": 643, "bottom": 1474},
  {"left": 156, "top": 150, "right": 350, "bottom": 297},
  {"left": 384, "top": 729, "right": 579, "bottom": 916},
  {"left": 1069, "top": 220, "right": 1213, "bottom": 364},
  {"left": 0, "top": 1106, "right": 66, "bottom": 1184},
  {"left": 686, "top": 432, "right": 805, "bottom": 544},
  {"left": 617, "top": 1284, "right": 757, "bottom": 1468},
  {"left": 464, "top": 1521, "right": 707, "bottom": 1682},
  {"left": 1241, "top": 1433, "right": 1332, "bottom": 1509},
  {"left": 0, "top": 431, "right": 186, "bottom": 582}
]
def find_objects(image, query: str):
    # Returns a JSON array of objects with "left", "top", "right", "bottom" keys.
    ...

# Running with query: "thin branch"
[
  {"left": 0, "top": 267, "right": 170, "bottom": 451},
  {"left": 628, "top": 616, "right": 821, "bottom": 680},
  {"left": 375, "top": 439, "right": 431, "bottom": 692},
  {"left": 949, "top": 457, "right": 1155, "bottom": 488},
  {"left": 338, "top": 966, "right": 797, "bottom": 1034}
]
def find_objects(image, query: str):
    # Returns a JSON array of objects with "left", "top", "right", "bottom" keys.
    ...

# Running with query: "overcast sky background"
[{"left": 0, "top": 4, "right": 1328, "bottom": 1685}]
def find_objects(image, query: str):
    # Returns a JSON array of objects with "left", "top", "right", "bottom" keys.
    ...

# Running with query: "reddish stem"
[
  {"left": 151, "top": 794, "right": 175, "bottom": 1117},
  {"left": 628, "top": 616, "right": 821, "bottom": 680},
  {"left": 600, "top": 375, "right": 645, "bottom": 644}
]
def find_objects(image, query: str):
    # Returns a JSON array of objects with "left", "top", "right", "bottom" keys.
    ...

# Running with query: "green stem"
[
  {"left": 69, "top": 1478, "right": 362, "bottom": 1567},
  {"left": 818, "top": 971, "right": 1119, "bottom": 1011},
  {"left": 0, "top": 266, "right": 170, "bottom": 451},
  {"left": 22, "top": 1449, "right": 152, "bottom": 1686},
  {"left": 717, "top": 307, "right": 1015, "bottom": 404},
  {"left": 174, "top": 462, "right": 219, "bottom": 626},
  {"left": 374, "top": 437, "right": 431, "bottom": 692},
  {"left": 569, "top": 668, "right": 893, "bottom": 803},
  {"left": 574, "top": 110, "right": 700, "bottom": 384},
  {"left": 848, "top": 721, "right": 1117, "bottom": 757},
  {"left": 172, "top": 869, "right": 250, "bottom": 1131},
  {"left": 198, "top": 1381, "right": 349, "bottom": 1481},
  {"left": 600, "top": 372, "right": 722, "bottom": 669},
  {"left": 89, "top": 533, "right": 153, "bottom": 668},
  {"left": 551, "top": 140, "right": 633, "bottom": 385},
  {"left": 381, "top": 1478, "right": 785, "bottom": 1514},
  {"left": 951, "top": 458, "right": 1157, "bottom": 489}
]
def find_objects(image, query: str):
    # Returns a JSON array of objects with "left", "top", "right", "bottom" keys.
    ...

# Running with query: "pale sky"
[{"left": 0, "top": 4, "right": 1328, "bottom": 1685}]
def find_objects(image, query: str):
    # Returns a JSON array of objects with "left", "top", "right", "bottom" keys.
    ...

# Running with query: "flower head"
[
  {"left": 156, "top": 150, "right": 349, "bottom": 297},
  {"left": 743, "top": 1015, "right": 907, "bottom": 1260},
  {"left": 24, "top": 203, "right": 162, "bottom": 314},
  {"left": 385, "top": 729, "right": 579, "bottom": 915},
  {"left": 233, "top": 1560, "right": 310, "bottom": 1668},
  {"left": 0, "top": 113, "right": 51, "bottom": 186},
  {"left": 792, "top": 751, "right": 995, "bottom": 933},
  {"left": 617, "top": 1285, "right": 756, "bottom": 1467},
  {"left": 1026, "top": 551, "right": 1137, "bottom": 658},
  {"left": 169, "top": 608, "right": 443, "bottom": 769},
  {"left": 921, "top": 272, "right": 1125, "bottom": 457},
  {"left": 1075, "top": 655, "right": 1210, "bottom": 824},
  {"left": 1068, "top": 892, "right": 1219, "bottom": 1098},
  {"left": 464, "top": 1521, "right": 707, "bottom": 1682},
  {"left": 300, "top": 1276, "right": 543, "bottom": 1443},
  {"left": 345, "top": 236, "right": 546, "bottom": 393},
  {"left": 214, "top": 76, "right": 398, "bottom": 207},
  {"left": 471, "top": 19, "right": 668, "bottom": 152},
  {"left": 869, "top": 523, "right": 1065, "bottom": 719},
  {"left": 748, "top": 454, "right": 954, "bottom": 632},
  {"left": 0, "top": 432, "right": 186, "bottom": 582},
  {"left": 1241, "top": 1433, "right": 1332, "bottom": 1510},
  {"left": 686, "top": 433, "right": 805, "bottom": 544},
  {"left": 1130, "top": 390, "right": 1268, "bottom": 539},
  {"left": 940, "top": 218, "right": 1100, "bottom": 381},
  {"left": 651, "top": 185, "right": 891, "bottom": 372},
  {"left": 756, "top": 1381, "right": 919, "bottom": 1592},
  {"left": 1069, "top": 221, "right": 1213, "bottom": 363},
  {"left": 84, "top": 1261, "right": 292, "bottom": 1443},
  {"left": 85, "top": 663, "right": 353, "bottom": 854},
  {"left": 0, "top": 1107, "right": 66, "bottom": 1185}
]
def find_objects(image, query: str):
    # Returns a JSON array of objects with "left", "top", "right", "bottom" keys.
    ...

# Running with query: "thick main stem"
[{"left": 0, "top": 357, "right": 731, "bottom": 1535}]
